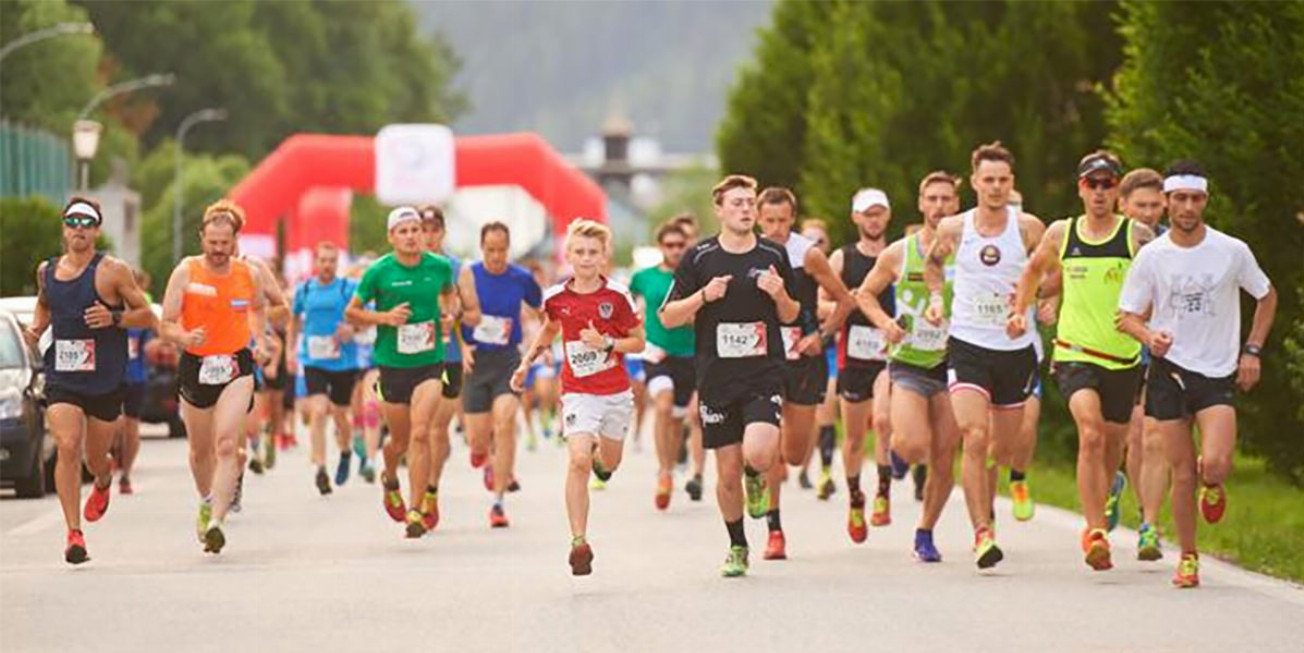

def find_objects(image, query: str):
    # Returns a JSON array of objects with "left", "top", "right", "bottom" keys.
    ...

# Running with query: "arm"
[
  {"left": 95, "top": 258, "right": 157, "bottom": 330},
  {"left": 1237, "top": 283, "right": 1278, "bottom": 392},
  {"left": 248, "top": 266, "right": 271, "bottom": 360},
  {"left": 806, "top": 247, "right": 855, "bottom": 340},
  {"left": 660, "top": 287, "right": 710, "bottom": 329},
  {"left": 511, "top": 316, "right": 561, "bottom": 392},
  {"left": 23, "top": 261, "right": 51, "bottom": 347},
  {"left": 285, "top": 311, "right": 302, "bottom": 375},
  {"left": 856, "top": 241, "right": 907, "bottom": 343},
  {"left": 159, "top": 261, "right": 203, "bottom": 348},
  {"left": 457, "top": 266, "right": 482, "bottom": 327},
  {"left": 1009, "top": 220, "right": 1066, "bottom": 337},
  {"left": 923, "top": 217, "right": 961, "bottom": 324},
  {"left": 344, "top": 296, "right": 407, "bottom": 328},
  {"left": 758, "top": 265, "right": 800, "bottom": 324}
]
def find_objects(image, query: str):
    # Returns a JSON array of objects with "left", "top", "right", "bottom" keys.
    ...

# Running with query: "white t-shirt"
[{"left": 1118, "top": 226, "right": 1271, "bottom": 377}]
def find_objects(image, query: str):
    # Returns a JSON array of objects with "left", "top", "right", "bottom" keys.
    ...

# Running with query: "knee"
[
  {"left": 1142, "top": 430, "right": 1165, "bottom": 459},
  {"left": 1170, "top": 460, "right": 1197, "bottom": 486},
  {"left": 961, "top": 424, "right": 989, "bottom": 453},
  {"left": 893, "top": 438, "right": 928, "bottom": 465},
  {"left": 718, "top": 467, "right": 742, "bottom": 488},
  {"left": 569, "top": 449, "right": 593, "bottom": 476},
  {"left": 1202, "top": 455, "right": 1232, "bottom": 484},
  {"left": 872, "top": 416, "right": 891, "bottom": 439},
  {"left": 1078, "top": 424, "right": 1106, "bottom": 458},
  {"left": 409, "top": 426, "right": 430, "bottom": 447},
  {"left": 215, "top": 438, "right": 237, "bottom": 459}
]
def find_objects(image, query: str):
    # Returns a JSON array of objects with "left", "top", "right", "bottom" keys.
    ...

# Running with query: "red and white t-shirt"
[{"left": 542, "top": 277, "right": 641, "bottom": 396}]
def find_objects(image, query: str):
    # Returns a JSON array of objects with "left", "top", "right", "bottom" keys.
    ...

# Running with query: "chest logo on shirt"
[
  {"left": 979, "top": 245, "right": 1002, "bottom": 267},
  {"left": 1168, "top": 274, "right": 1217, "bottom": 318},
  {"left": 598, "top": 302, "right": 613, "bottom": 320}
]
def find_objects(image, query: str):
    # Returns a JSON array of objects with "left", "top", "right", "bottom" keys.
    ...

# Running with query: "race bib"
[
  {"left": 716, "top": 322, "right": 767, "bottom": 359},
  {"left": 128, "top": 337, "right": 140, "bottom": 360},
  {"left": 397, "top": 321, "right": 436, "bottom": 355},
  {"left": 846, "top": 325, "right": 886, "bottom": 361},
  {"left": 307, "top": 335, "right": 341, "bottom": 360},
  {"left": 198, "top": 355, "right": 236, "bottom": 385},
  {"left": 780, "top": 326, "right": 803, "bottom": 361},
  {"left": 971, "top": 293, "right": 1011, "bottom": 328},
  {"left": 642, "top": 341, "right": 667, "bottom": 365},
  {"left": 565, "top": 340, "right": 615, "bottom": 378},
  {"left": 354, "top": 326, "right": 377, "bottom": 346},
  {"left": 473, "top": 315, "right": 512, "bottom": 346},
  {"left": 54, "top": 339, "right": 96, "bottom": 372},
  {"left": 910, "top": 321, "right": 948, "bottom": 352}
]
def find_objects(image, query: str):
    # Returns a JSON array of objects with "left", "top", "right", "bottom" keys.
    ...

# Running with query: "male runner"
[
  {"left": 159, "top": 200, "right": 270, "bottom": 554},
  {"left": 799, "top": 219, "right": 841, "bottom": 498},
  {"left": 513, "top": 219, "right": 644, "bottom": 575},
  {"left": 755, "top": 186, "right": 856, "bottom": 560},
  {"left": 24, "top": 198, "right": 155, "bottom": 564},
  {"left": 924, "top": 142, "right": 1046, "bottom": 569},
  {"left": 1011, "top": 151, "right": 1154, "bottom": 570},
  {"left": 462, "top": 222, "right": 542, "bottom": 527},
  {"left": 661, "top": 174, "right": 799, "bottom": 577},
  {"left": 669, "top": 213, "right": 709, "bottom": 499},
  {"left": 1118, "top": 160, "right": 1276, "bottom": 588},
  {"left": 288, "top": 242, "right": 361, "bottom": 495},
  {"left": 856, "top": 173, "right": 964, "bottom": 561},
  {"left": 345, "top": 207, "right": 461, "bottom": 538},
  {"left": 117, "top": 268, "right": 154, "bottom": 494}
]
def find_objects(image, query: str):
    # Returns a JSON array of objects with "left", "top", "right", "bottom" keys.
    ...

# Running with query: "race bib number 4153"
[
  {"left": 716, "top": 322, "right": 767, "bottom": 359},
  {"left": 846, "top": 325, "right": 886, "bottom": 361},
  {"left": 54, "top": 339, "right": 96, "bottom": 372}
]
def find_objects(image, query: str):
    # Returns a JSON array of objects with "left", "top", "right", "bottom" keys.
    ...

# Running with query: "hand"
[
  {"left": 509, "top": 365, "right": 529, "bottom": 393},
  {"left": 439, "top": 312, "right": 455, "bottom": 335},
  {"left": 286, "top": 351, "right": 299, "bottom": 375},
  {"left": 253, "top": 337, "right": 272, "bottom": 366},
  {"left": 384, "top": 302, "right": 412, "bottom": 327},
  {"left": 702, "top": 275, "right": 732, "bottom": 303},
  {"left": 21, "top": 325, "right": 41, "bottom": 349},
  {"left": 180, "top": 326, "right": 206, "bottom": 349},
  {"left": 883, "top": 320, "right": 907, "bottom": 345},
  {"left": 462, "top": 346, "right": 475, "bottom": 375},
  {"left": 84, "top": 301, "right": 114, "bottom": 329},
  {"left": 756, "top": 265, "right": 784, "bottom": 299},
  {"left": 579, "top": 321, "right": 607, "bottom": 349},
  {"left": 796, "top": 332, "right": 822, "bottom": 357},
  {"left": 1037, "top": 298, "right": 1058, "bottom": 326},
  {"left": 334, "top": 322, "right": 355, "bottom": 342},
  {"left": 1006, "top": 312, "right": 1028, "bottom": 339},
  {"left": 1148, "top": 330, "right": 1173, "bottom": 358},
  {"left": 1236, "top": 353, "right": 1261, "bottom": 392},
  {"left": 924, "top": 299, "right": 945, "bottom": 327}
]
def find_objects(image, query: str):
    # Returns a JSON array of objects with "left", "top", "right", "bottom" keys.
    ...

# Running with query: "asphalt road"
[{"left": 2, "top": 423, "right": 1302, "bottom": 653}]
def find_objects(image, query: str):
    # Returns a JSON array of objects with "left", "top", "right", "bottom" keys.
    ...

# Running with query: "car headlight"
[{"left": 0, "top": 389, "right": 22, "bottom": 420}]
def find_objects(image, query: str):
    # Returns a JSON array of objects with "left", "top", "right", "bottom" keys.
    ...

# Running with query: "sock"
[
  {"left": 571, "top": 534, "right": 586, "bottom": 547},
  {"left": 877, "top": 465, "right": 892, "bottom": 495},
  {"left": 1010, "top": 469, "right": 1027, "bottom": 483},
  {"left": 726, "top": 518, "right": 747, "bottom": 548},
  {"left": 848, "top": 475, "right": 861, "bottom": 494},
  {"left": 426, "top": 484, "right": 438, "bottom": 496},
  {"left": 818, "top": 425, "right": 836, "bottom": 467},
  {"left": 340, "top": 451, "right": 352, "bottom": 461},
  {"left": 744, "top": 465, "right": 759, "bottom": 479},
  {"left": 766, "top": 509, "right": 782, "bottom": 533},
  {"left": 493, "top": 496, "right": 504, "bottom": 510}
]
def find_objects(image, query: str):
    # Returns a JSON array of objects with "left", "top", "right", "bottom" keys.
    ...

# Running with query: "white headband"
[
  {"left": 63, "top": 201, "right": 102, "bottom": 222},
  {"left": 1162, "top": 175, "right": 1208, "bottom": 194},
  {"left": 852, "top": 188, "right": 890, "bottom": 213},
  {"left": 386, "top": 206, "right": 421, "bottom": 231}
]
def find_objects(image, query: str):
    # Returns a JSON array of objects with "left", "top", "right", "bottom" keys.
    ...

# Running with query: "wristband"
[
  {"left": 111, "top": 310, "right": 123, "bottom": 327},
  {"left": 603, "top": 336, "right": 615, "bottom": 353},
  {"left": 1243, "top": 343, "right": 1262, "bottom": 358}
]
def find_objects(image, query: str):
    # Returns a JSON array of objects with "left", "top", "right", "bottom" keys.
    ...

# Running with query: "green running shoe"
[
  {"left": 974, "top": 528, "right": 1004, "bottom": 570},
  {"left": 1106, "top": 471, "right": 1126, "bottom": 532},
  {"left": 720, "top": 545, "right": 749, "bottom": 578},
  {"left": 1137, "top": 523, "right": 1163, "bottom": 561},
  {"left": 744, "top": 472, "right": 768, "bottom": 520},
  {"left": 203, "top": 521, "right": 225, "bottom": 554},
  {"left": 195, "top": 501, "right": 212, "bottom": 543},
  {"left": 1010, "top": 480, "right": 1035, "bottom": 522}
]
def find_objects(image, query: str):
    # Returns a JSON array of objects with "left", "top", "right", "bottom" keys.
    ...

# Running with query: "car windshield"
[{"left": 0, "top": 321, "right": 23, "bottom": 369}]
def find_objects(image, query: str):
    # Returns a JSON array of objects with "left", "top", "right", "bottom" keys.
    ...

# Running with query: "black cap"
[{"left": 1078, "top": 153, "right": 1123, "bottom": 179}]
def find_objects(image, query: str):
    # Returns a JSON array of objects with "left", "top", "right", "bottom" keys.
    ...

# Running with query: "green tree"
[
  {"left": 1106, "top": 0, "right": 1304, "bottom": 483},
  {"left": 0, "top": 0, "right": 102, "bottom": 132},
  {"left": 138, "top": 151, "right": 250, "bottom": 286}
]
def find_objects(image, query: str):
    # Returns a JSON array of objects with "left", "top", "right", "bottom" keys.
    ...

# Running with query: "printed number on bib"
[
  {"left": 910, "top": 321, "right": 948, "bottom": 352},
  {"left": 846, "top": 325, "right": 886, "bottom": 361},
  {"left": 473, "top": 316, "right": 512, "bottom": 346},
  {"left": 566, "top": 340, "right": 615, "bottom": 378},
  {"left": 198, "top": 355, "right": 237, "bottom": 385},
  {"left": 397, "top": 321, "right": 436, "bottom": 355},
  {"left": 972, "top": 293, "right": 1011, "bottom": 328},
  {"left": 54, "top": 339, "right": 96, "bottom": 372},
  {"left": 307, "top": 335, "right": 341, "bottom": 360},
  {"left": 716, "top": 322, "right": 767, "bottom": 359},
  {"left": 780, "top": 326, "right": 803, "bottom": 361}
]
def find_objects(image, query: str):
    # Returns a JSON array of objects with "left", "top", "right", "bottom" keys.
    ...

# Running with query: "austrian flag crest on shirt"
[{"left": 543, "top": 277, "right": 641, "bottom": 396}]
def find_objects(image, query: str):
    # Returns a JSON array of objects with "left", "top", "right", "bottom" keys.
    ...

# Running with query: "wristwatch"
[
  {"left": 603, "top": 336, "right": 615, "bottom": 353},
  {"left": 1243, "top": 343, "right": 1262, "bottom": 357},
  {"left": 111, "top": 310, "right": 123, "bottom": 327}
]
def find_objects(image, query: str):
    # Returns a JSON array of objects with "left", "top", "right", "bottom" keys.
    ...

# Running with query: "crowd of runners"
[{"left": 24, "top": 141, "right": 1278, "bottom": 589}]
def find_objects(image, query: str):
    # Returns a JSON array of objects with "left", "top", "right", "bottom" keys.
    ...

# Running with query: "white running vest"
[{"left": 949, "top": 207, "right": 1037, "bottom": 352}]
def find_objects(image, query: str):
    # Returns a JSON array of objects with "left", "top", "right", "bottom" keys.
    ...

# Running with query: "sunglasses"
[
  {"left": 1083, "top": 177, "right": 1118, "bottom": 190},
  {"left": 63, "top": 216, "right": 99, "bottom": 229},
  {"left": 660, "top": 240, "right": 687, "bottom": 250}
]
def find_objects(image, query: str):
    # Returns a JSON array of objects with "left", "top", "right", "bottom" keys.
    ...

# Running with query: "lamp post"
[
  {"left": 0, "top": 22, "right": 94, "bottom": 64},
  {"left": 173, "top": 108, "right": 227, "bottom": 263},
  {"left": 72, "top": 73, "right": 175, "bottom": 191}
]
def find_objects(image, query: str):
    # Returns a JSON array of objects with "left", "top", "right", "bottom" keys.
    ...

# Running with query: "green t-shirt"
[
  {"left": 354, "top": 252, "right": 454, "bottom": 368},
  {"left": 630, "top": 264, "right": 695, "bottom": 357}
]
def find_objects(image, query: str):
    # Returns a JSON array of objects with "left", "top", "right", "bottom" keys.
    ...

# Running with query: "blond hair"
[
  {"left": 711, "top": 174, "right": 758, "bottom": 205},
  {"left": 565, "top": 218, "right": 611, "bottom": 251}
]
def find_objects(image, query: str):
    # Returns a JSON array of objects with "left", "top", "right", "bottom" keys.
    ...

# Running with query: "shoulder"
[
  {"left": 882, "top": 238, "right": 906, "bottom": 261},
  {"left": 1018, "top": 212, "right": 1046, "bottom": 233},
  {"left": 603, "top": 278, "right": 639, "bottom": 310},
  {"left": 687, "top": 237, "right": 721, "bottom": 265},
  {"left": 755, "top": 237, "right": 788, "bottom": 263},
  {"left": 1046, "top": 218, "right": 1071, "bottom": 239},
  {"left": 541, "top": 281, "right": 568, "bottom": 305},
  {"left": 937, "top": 214, "right": 965, "bottom": 237}
]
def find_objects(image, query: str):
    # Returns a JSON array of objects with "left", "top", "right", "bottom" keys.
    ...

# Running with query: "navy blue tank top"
[{"left": 43, "top": 253, "right": 128, "bottom": 394}]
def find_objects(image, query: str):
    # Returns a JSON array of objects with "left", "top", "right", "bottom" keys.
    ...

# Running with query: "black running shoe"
[{"left": 315, "top": 467, "right": 332, "bottom": 496}]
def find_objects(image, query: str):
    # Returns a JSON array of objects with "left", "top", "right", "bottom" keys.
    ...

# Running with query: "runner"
[
  {"left": 159, "top": 200, "right": 270, "bottom": 554},
  {"left": 235, "top": 253, "right": 289, "bottom": 508},
  {"left": 755, "top": 186, "right": 856, "bottom": 560},
  {"left": 345, "top": 207, "right": 460, "bottom": 538},
  {"left": 1118, "top": 160, "right": 1277, "bottom": 588},
  {"left": 631, "top": 221, "right": 697, "bottom": 510},
  {"left": 22, "top": 199, "right": 155, "bottom": 564},
  {"left": 924, "top": 142, "right": 1046, "bottom": 569},
  {"left": 1117, "top": 167, "right": 1170, "bottom": 560},
  {"left": 798, "top": 219, "right": 841, "bottom": 499},
  {"left": 511, "top": 219, "right": 644, "bottom": 575},
  {"left": 116, "top": 268, "right": 154, "bottom": 495},
  {"left": 1011, "top": 151, "right": 1154, "bottom": 570},
  {"left": 669, "top": 213, "right": 709, "bottom": 500},
  {"left": 287, "top": 242, "right": 361, "bottom": 495},
  {"left": 346, "top": 256, "right": 382, "bottom": 482},
  {"left": 855, "top": 173, "right": 964, "bottom": 561},
  {"left": 661, "top": 174, "right": 799, "bottom": 577},
  {"left": 461, "top": 222, "right": 542, "bottom": 527}
]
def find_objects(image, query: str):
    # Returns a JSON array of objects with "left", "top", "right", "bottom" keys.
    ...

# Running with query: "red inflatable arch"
[{"left": 229, "top": 131, "right": 606, "bottom": 261}]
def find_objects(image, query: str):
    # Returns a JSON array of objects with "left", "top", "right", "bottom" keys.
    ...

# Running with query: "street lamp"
[
  {"left": 0, "top": 22, "right": 95, "bottom": 64},
  {"left": 72, "top": 73, "right": 175, "bottom": 190},
  {"left": 174, "top": 108, "right": 228, "bottom": 262}
]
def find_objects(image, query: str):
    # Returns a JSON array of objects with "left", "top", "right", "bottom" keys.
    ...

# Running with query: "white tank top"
[{"left": 949, "top": 206, "right": 1037, "bottom": 351}]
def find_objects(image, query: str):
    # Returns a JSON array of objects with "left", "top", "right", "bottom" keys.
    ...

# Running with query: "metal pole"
[
  {"left": 173, "top": 108, "right": 227, "bottom": 263},
  {"left": 0, "top": 23, "right": 94, "bottom": 64},
  {"left": 78, "top": 73, "right": 175, "bottom": 121}
]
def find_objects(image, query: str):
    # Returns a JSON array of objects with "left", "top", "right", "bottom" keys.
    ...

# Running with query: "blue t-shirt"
[
  {"left": 462, "top": 262, "right": 541, "bottom": 351},
  {"left": 293, "top": 276, "right": 360, "bottom": 371},
  {"left": 443, "top": 253, "right": 463, "bottom": 363},
  {"left": 125, "top": 328, "right": 152, "bottom": 384}
]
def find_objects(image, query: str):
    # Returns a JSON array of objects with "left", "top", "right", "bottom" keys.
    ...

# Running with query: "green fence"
[{"left": 0, "top": 120, "right": 72, "bottom": 204}]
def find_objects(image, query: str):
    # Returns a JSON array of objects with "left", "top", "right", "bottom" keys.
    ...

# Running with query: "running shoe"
[
  {"left": 1010, "top": 480, "right": 1035, "bottom": 522},
  {"left": 913, "top": 529, "right": 941, "bottom": 563},
  {"left": 912, "top": 465, "right": 927, "bottom": 502},
  {"left": 590, "top": 476, "right": 607, "bottom": 490},
  {"left": 1199, "top": 484, "right": 1227, "bottom": 524},
  {"left": 1172, "top": 553, "right": 1200, "bottom": 588},
  {"left": 248, "top": 457, "right": 265, "bottom": 475},
  {"left": 848, "top": 492, "right": 868, "bottom": 544},
  {"left": 526, "top": 431, "right": 538, "bottom": 452},
  {"left": 1137, "top": 523, "right": 1163, "bottom": 562},
  {"left": 720, "top": 545, "right": 749, "bottom": 578},
  {"left": 797, "top": 469, "right": 812, "bottom": 490},
  {"left": 1084, "top": 528, "right": 1113, "bottom": 571},
  {"left": 405, "top": 510, "right": 426, "bottom": 539},
  {"left": 420, "top": 490, "right": 439, "bottom": 532},
  {"left": 870, "top": 493, "right": 891, "bottom": 527},
  {"left": 489, "top": 504, "right": 510, "bottom": 528},
  {"left": 763, "top": 530, "right": 787, "bottom": 561},
  {"left": 655, "top": 474, "right": 673, "bottom": 511},
  {"left": 335, "top": 455, "right": 351, "bottom": 487},
  {"left": 118, "top": 476, "right": 134, "bottom": 496},
  {"left": 359, "top": 461, "right": 376, "bottom": 484},
  {"left": 203, "top": 521, "right": 226, "bottom": 554},
  {"left": 890, "top": 451, "right": 909, "bottom": 480},
  {"left": 591, "top": 453, "right": 612, "bottom": 482},
  {"left": 816, "top": 470, "right": 836, "bottom": 501},
  {"left": 351, "top": 433, "right": 366, "bottom": 458},
  {"left": 196, "top": 501, "right": 212, "bottom": 542},
  {"left": 974, "top": 527, "right": 1003, "bottom": 569},
  {"left": 685, "top": 475, "right": 703, "bottom": 502},
  {"left": 65, "top": 529, "right": 89, "bottom": 565},
  {"left": 470, "top": 451, "right": 488, "bottom": 469},
  {"left": 1105, "top": 470, "right": 1126, "bottom": 532},
  {"left": 483, "top": 465, "right": 494, "bottom": 492},
  {"left": 744, "top": 472, "right": 768, "bottom": 520},
  {"left": 569, "top": 540, "right": 594, "bottom": 576},
  {"left": 230, "top": 474, "right": 244, "bottom": 513},
  {"left": 264, "top": 436, "right": 277, "bottom": 469},
  {"left": 315, "top": 467, "right": 332, "bottom": 496},
  {"left": 83, "top": 479, "right": 111, "bottom": 522},
  {"left": 382, "top": 479, "right": 406, "bottom": 522},
  {"left": 508, "top": 478, "right": 521, "bottom": 493}
]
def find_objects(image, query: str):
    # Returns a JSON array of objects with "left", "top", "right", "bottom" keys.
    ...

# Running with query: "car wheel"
[{"left": 14, "top": 449, "right": 47, "bottom": 499}]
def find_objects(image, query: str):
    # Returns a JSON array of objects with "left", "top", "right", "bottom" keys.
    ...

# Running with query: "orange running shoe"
[
  {"left": 489, "top": 504, "right": 510, "bottom": 528},
  {"left": 1172, "top": 553, "right": 1200, "bottom": 588},
  {"left": 1083, "top": 528, "right": 1113, "bottom": 571},
  {"left": 848, "top": 492, "right": 868, "bottom": 544},
  {"left": 764, "top": 530, "right": 787, "bottom": 560},
  {"left": 420, "top": 490, "right": 439, "bottom": 532},
  {"left": 83, "top": 480, "right": 111, "bottom": 522},
  {"left": 65, "top": 529, "right": 89, "bottom": 565},
  {"left": 655, "top": 474, "right": 672, "bottom": 511},
  {"left": 381, "top": 479, "right": 406, "bottom": 522},
  {"left": 1199, "top": 484, "right": 1227, "bottom": 524},
  {"left": 870, "top": 492, "right": 891, "bottom": 527}
]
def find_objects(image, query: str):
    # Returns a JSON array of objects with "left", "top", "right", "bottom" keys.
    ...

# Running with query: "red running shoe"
[
  {"left": 654, "top": 474, "right": 672, "bottom": 511},
  {"left": 65, "top": 529, "right": 89, "bottom": 565},
  {"left": 420, "top": 491, "right": 440, "bottom": 532},
  {"left": 470, "top": 451, "right": 488, "bottom": 469},
  {"left": 764, "top": 530, "right": 787, "bottom": 560},
  {"left": 489, "top": 504, "right": 510, "bottom": 528},
  {"left": 483, "top": 465, "right": 495, "bottom": 492},
  {"left": 848, "top": 492, "right": 868, "bottom": 544},
  {"left": 1199, "top": 484, "right": 1227, "bottom": 524},
  {"left": 382, "top": 479, "right": 406, "bottom": 522},
  {"left": 83, "top": 481, "right": 111, "bottom": 522},
  {"left": 569, "top": 542, "right": 594, "bottom": 576}
]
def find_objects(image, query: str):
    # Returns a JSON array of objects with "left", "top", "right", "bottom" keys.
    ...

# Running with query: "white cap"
[
  {"left": 851, "top": 188, "right": 890, "bottom": 213},
  {"left": 386, "top": 206, "right": 421, "bottom": 231},
  {"left": 63, "top": 200, "right": 103, "bottom": 224}
]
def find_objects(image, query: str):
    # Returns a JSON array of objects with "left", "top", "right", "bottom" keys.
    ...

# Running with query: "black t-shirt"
[{"left": 665, "top": 235, "right": 797, "bottom": 400}]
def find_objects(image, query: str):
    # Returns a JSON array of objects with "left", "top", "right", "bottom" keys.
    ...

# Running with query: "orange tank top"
[{"left": 181, "top": 258, "right": 254, "bottom": 356}]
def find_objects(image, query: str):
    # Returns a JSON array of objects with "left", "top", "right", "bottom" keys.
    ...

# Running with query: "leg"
[
  {"left": 1012, "top": 394, "right": 1040, "bottom": 473},
  {"left": 1126, "top": 403, "right": 1145, "bottom": 506},
  {"left": 429, "top": 394, "right": 458, "bottom": 490},
  {"left": 83, "top": 413, "right": 116, "bottom": 487},
  {"left": 491, "top": 393, "right": 521, "bottom": 498},
  {"left": 1139, "top": 416, "right": 1168, "bottom": 524},
  {"left": 405, "top": 380, "right": 443, "bottom": 508},
  {"left": 566, "top": 433, "right": 598, "bottom": 539},
  {"left": 1068, "top": 390, "right": 1109, "bottom": 530},
  {"left": 47, "top": 404, "right": 87, "bottom": 531},
  {"left": 840, "top": 397, "right": 871, "bottom": 493},
  {"left": 951, "top": 390, "right": 994, "bottom": 531},
  {"left": 1159, "top": 418, "right": 1198, "bottom": 554},
  {"left": 715, "top": 443, "right": 745, "bottom": 523},
  {"left": 380, "top": 402, "right": 412, "bottom": 485},
  {"left": 921, "top": 393, "right": 960, "bottom": 531},
  {"left": 210, "top": 377, "right": 255, "bottom": 522},
  {"left": 1194, "top": 406, "right": 1236, "bottom": 487},
  {"left": 182, "top": 400, "right": 216, "bottom": 497},
  {"left": 308, "top": 393, "right": 330, "bottom": 468},
  {"left": 119, "top": 416, "right": 141, "bottom": 483}
]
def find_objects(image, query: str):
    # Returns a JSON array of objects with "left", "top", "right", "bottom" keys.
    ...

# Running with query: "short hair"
[
  {"left": 800, "top": 218, "right": 828, "bottom": 233},
  {"left": 655, "top": 221, "right": 687, "bottom": 243},
  {"left": 918, "top": 170, "right": 962, "bottom": 195},
  {"left": 202, "top": 199, "right": 245, "bottom": 233},
  {"left": 1164, "top": 159, "right": 1206, "bottom": 179},
  {"left": 669, "top": 212, "right": 698, "bottom": 230},
  {"left": 711, "top": 174, "right": 758, "bottom": 206},
  {"left": 314, "top": 241, "right": 339, "bottom": 256},
  {"left": 480, "top": 221, "right": 510, "bottom": 243},
  {"left": 565, "top": 218, "right": 611, "bottom": 250},
  {"left": 418, "top": 204, "right": 445, "bottom": 228},
  {"left": 971, "top": 141, "right": 1014, "bottom": 172},
  {"left": 1119, "top": 168, "right": 1164, "bottom": 198},
  {"left": 757, "top": 186, "right": 798, "bottom": 213}
]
